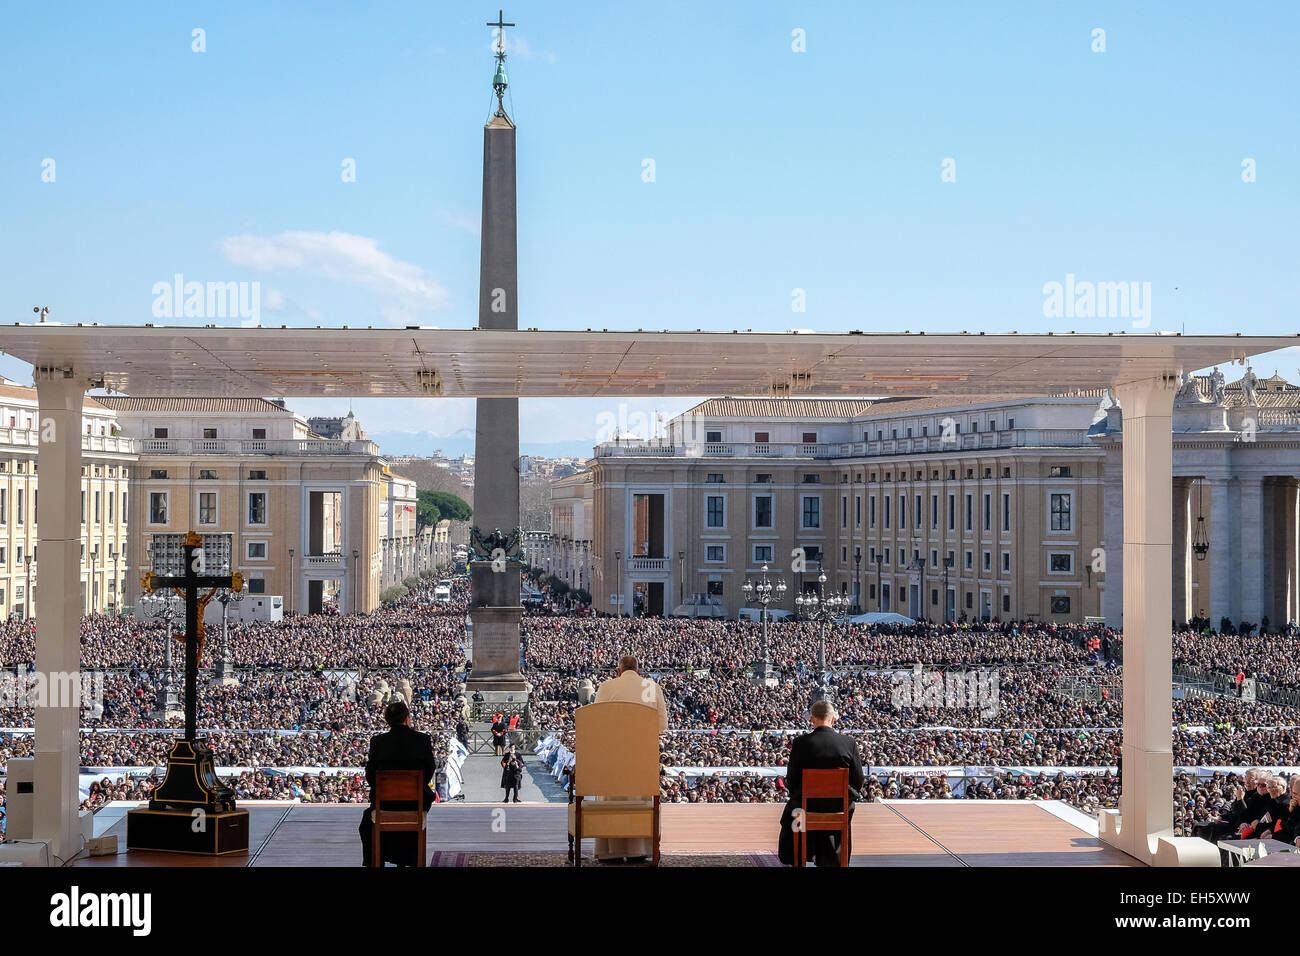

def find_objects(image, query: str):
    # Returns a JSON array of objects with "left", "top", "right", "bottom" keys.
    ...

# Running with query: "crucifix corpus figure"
[{"left": 140, "top": 531, "right": 244, "bottom": 812}]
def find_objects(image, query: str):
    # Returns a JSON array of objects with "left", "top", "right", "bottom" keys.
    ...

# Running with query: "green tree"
[
  {"left": 425, "top": 490, "right": 472, "bottom": 522},
  {"left": 415, "top": 495, "right": 441, "bottom": 529}
]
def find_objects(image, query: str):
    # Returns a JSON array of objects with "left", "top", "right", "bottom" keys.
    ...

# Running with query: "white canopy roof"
[{"left": 0, "top": 325, "right": 1292, "bottom": 399}]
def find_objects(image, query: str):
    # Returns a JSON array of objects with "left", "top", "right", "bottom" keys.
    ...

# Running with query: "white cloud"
[
  {"left": 499, "top": 34, "right": 557, "bottom": 63},
  {"left": 219, "top": 231, "right": 450, "bottom": 319}
]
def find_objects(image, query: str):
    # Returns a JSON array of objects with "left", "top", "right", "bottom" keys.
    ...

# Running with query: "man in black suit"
[
  {"left": 778, "top": 699, "right": 865, "bottom": 867},
  {"left": 359, "top": 699, "right": 436, "bottom": 866}
]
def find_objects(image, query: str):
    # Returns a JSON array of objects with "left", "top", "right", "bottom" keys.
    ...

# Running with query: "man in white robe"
[{"left": 592, "top": 654, "right": 668, "bottom": 861}]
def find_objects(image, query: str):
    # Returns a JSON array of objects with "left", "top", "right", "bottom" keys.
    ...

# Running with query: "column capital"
[{"left": 1113, "top": 375, "right": 1178, "bottom": 418}]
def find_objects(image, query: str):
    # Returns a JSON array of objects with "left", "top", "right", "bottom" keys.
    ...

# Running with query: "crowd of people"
[{"left": 2, "top": 587, "right": 1298, "bottom": 837}]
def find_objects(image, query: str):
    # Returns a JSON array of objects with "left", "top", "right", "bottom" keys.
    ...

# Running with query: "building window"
[
  {"left": 801, "top": 496, "right": 821, "bottom": 529},
  {"left": 754, "top": 495, "right": 773, "bottom": 529},
  {"left": 248, "top": 542, "right": 267, "bottom": 559},
  {"left": 150, "top": 469, "right": 168, "bottom": 480},
  {"left": 248, "top": 492, "right": 267, "bottom": 525},
  {"left": 754, "top": 545, "right": 773, "bottom": 564},
  {"left": 802, "top": 474, "right": 820, "bottom": 484},
  {"left": 199, "top": 469, "right": 218, "bottom": 480},
  {"left": 198, "top": 492, "right": 217, "bottom": 525},
  {"left": 983, "top": 493, "right": 991, "bottom": 531},
  {"left": 81, "top": 490, "right": 86, "bottom": 524},
  {"left": 854, "top": 496, "right": 861, "bottom": 528},
  {"left": 1050, "top": 465, "right": 1072, "bottom": 478},
  {"left": 965, "top": 494, "right": 973, "bottom": 531},
  {"left": 108, "top": 491, "right": 114, "bottom": 524},
  {"left": 149, "top": 492, "right": 168, "bottom": 524},
  {"left": 706, "top": 474, "right": 725, "bottom": 483},
  {"left": 248, "top": 577, "right": 266, "bottom": 594},
  {"left": 1, "top": 488, "right": 6, "bottom": 525},
  {"left": 706, "top": 545, "right": 725, "bottom": 562},
  {"left": 203, "top": 428, "right": 217, "bottom": 439},
  {"left": 1050, "top": 493, "right": 1072, "bottom": 531},
  {"left": 884, "top": 494, "right": 891, "bottom": 529},
  {"left": 252, "top": 428, "right": 267, "bottom": 440},
  {"left": 153, "top": 427, "right": 168, "bottom": 439},
  {"left": 94, "top": 491, "right": 101, "bottom": 524},
  {"left": 248, "top": 469, "right": 267, "bottom": 480},
  {"left": 1002, "top": 493, "right": 1010, "bottom": 532},
  {"left": 707, "top": 581, "right": 724, "bottom": 598},
  {"left": 706, "top": 430, "right": 722, "bottom": 443},
  {"left": 1051, "top": 596, "right": 1071, "bottom": 614},
  {"left": 983, "top": 551, "right": 991, "bottom": 571},
  {"left": 947, "top": 494, "right": 955, "bottom": 530},
  {"left": 931, "top": 494, "right": 938, "bottom": 529},
  {"left": 1002, "top": 552, "right": 1010, "bottom": 572},
  {"left": 841, "top": 495, "right": 848, "bottom": 529},
  {"left": 755, "top": 473, "right": 772, "bottom": 483},
  {"left": 802, "top": 432, "right": 817, "bottom": 444},
  {"left": 965, "top": 550, "right": 973, "bottom": 570},
  {"left": 706, "top": 496, "right": 725, "bottom": 528},
  {"left": 869, "top": 495, "right": 876, "bottom": 528},
  {"left": 1050, "top": 553, "right": 1073, "bottom": 573},
  {"left": 1002, "top": 594, "right": 1011, "bottom": 613},
  {"left": 966, "top": 591, "right": 973, "bottom": 609}
]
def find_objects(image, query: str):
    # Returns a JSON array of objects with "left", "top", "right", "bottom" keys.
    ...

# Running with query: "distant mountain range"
[{"left": 367, "top": 431, "right": 595, "bottom": 460}]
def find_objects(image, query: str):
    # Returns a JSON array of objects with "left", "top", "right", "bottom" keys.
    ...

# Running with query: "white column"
[
  {"left": 1100, "top": 459, "right": 1124, "bottom": 626},
  {"left": 1208, "top": 477, "right": 1232, "bottom": 628},
  {"left": 32, "top": 368, "right": 87, "bottom": 863},
  {"left": 1171, "top": 478, "right": 1191, "bottom": 626},
  {"left": 1291, "top": 481, "right": 1300, "bottom": 626},
  {"left": 1238, "top": 477, "right": 1264, "bottom": 626},
  {"left": 1101, "top": 378, "right": 1175, "bottom": 863}
]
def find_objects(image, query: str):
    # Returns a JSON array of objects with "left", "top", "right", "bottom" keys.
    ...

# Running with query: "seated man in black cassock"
[
  {"left": 778, "top": 699, "right": 865, "bottom": 867},
  {"left": 359, "top": 699, "right": 436, "bottom": 867}
]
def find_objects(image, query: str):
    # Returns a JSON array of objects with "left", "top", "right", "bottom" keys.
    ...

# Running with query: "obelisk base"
[{"left": 465, "top": 605, "right": 528, "bottom": 694}]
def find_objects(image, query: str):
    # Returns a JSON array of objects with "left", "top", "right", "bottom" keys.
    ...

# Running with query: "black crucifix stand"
[{"left": 127, "top": 531, "right": 251, "bottom": 856}]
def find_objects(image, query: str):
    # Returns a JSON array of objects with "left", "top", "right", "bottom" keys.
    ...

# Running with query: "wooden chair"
[
  {"left": 567, "top": 701, "right": 662, "bottom": 867},
  {"left": 793, "top": 767, "right": 851, "bottom": 867},
  {"left": 371, "top": 770, "right": 428, "bottom": 867}
]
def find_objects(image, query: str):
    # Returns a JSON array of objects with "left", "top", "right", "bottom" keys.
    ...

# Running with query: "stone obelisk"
[{"left": 467, "top": 13, "right": 526, "bottom": 696}]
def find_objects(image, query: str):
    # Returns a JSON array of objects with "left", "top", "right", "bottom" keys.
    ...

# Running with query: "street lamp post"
[
  {"left": 796, "top": 570, "right": 847, "bottom": 705},
  {"left": 287, "top": 548, "right": 295, "bottom": 616},
  {"left": 213, "top": 574, "right": 244, "bottom": 686},
  {"left": 943, "top": 556, "right": 954, "bottom": 623},
  {"left": 853, "top": 546, "right": 862, "bottom": 614},
  {"left": 142, "top": 589, "right": 181, "bottom": 718},
  {"left": 741, "top": 563, "right": 787, "bottom": 681},
  {"left": 875, "top": 554, "right": 884, "bottom": 612},
  {"left": 678, "top": 550, "right": 686, "bottom": 609},
  {"left": 24, "top": 554, "right": 33, "bottom": 621},
  {"left": 614, "top": 550, "right": 622, "bottom": 618},
  {"left": 352, "top": 547, "right": 360, "bottom": 614}
]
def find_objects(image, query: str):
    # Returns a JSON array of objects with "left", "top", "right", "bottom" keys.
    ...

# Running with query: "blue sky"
[{"left": 1, "top": 1, "right": 1297, "bottom": 455}]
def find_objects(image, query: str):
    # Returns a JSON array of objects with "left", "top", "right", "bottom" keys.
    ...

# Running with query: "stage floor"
[{"left": 75, "top": 799, "right": 1139, "bottom": 867}]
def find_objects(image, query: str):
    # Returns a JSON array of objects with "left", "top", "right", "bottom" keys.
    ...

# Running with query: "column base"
[
  {"left": 468, "top": 605, "right": 525, "bottom": 691},
  {"left": 1099, "top": 745, "right": 1174, "bottom": 864}
]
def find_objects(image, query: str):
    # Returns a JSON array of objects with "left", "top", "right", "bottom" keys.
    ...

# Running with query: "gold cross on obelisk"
[
  {"left": 487, "top": 10, "right": 516, "bottom": 116},
  {"left": 487, "top": 9, "right": 515, "bottom": 54}
]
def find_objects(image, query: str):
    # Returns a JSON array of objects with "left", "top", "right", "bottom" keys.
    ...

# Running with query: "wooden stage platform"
[{"left": 75, "top": 800, "right": 1140, "bottom": 867}]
